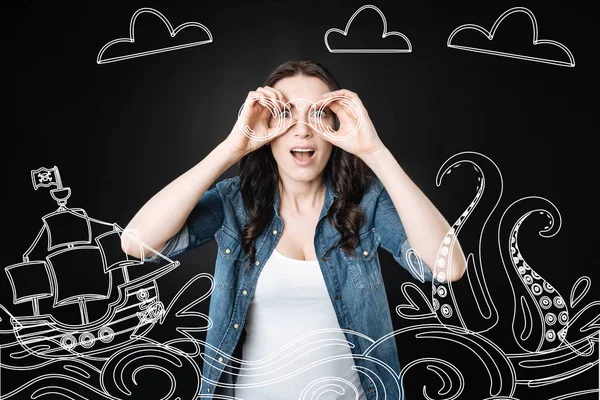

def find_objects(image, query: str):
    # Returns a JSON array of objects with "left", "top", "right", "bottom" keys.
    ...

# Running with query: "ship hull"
[{"left": 10, "top": 277, "right": 166, "bottom": 360}]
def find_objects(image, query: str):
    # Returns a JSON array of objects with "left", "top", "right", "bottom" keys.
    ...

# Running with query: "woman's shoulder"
[
  {"left": 213, "top": 176, "right": 245, "bottom": 213},
  {"left": 361, "top": 175, "right": 385, "bottom": 201},
  {"left": 214, "top": 175, "right": 241, "bottom": 196}
]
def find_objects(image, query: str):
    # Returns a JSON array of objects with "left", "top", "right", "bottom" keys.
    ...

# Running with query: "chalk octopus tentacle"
[
  {"left": 499, "top": 197, "right": 567, "bottom": 352},
  {"left": 431, "top": 151, "right": 502, "bottom": 333}
]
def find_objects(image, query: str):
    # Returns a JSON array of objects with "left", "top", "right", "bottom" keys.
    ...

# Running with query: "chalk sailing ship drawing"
[{"left": 2, "top": 166, "right": 180, "bottom": 360}]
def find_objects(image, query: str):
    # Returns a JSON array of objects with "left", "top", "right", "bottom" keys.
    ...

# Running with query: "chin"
[
  {"left": 289, "top": 170, "right": 323, "bottom": 182},
  {"left": 278, "top": 160, "right": 328, "bottom": 183},
  {"left": 283, "top": 166, "right": 324, "bottom": 182}
]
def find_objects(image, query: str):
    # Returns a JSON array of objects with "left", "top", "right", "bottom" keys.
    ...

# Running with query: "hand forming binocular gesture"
[{"left": 225, "top": 86, "right": 384, "bottom": 160}]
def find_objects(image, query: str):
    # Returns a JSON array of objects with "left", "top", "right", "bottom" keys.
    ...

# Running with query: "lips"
[{"left": 290, "top": 146, "right": 316, "bottom": 165}]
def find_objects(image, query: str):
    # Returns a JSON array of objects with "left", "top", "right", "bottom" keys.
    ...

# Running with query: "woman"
[{"left": 122, "top": 59, "right": 467, "bottom": 399}]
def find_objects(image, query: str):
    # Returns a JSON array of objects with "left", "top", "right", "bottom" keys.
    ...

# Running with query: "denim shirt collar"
[{"left": 272, "top": 169, "right": 338, "bottom": 221}]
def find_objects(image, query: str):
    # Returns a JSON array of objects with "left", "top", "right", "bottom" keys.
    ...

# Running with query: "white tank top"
[{"left": 233, "top": 248, "right": 367, "bottom": 399}]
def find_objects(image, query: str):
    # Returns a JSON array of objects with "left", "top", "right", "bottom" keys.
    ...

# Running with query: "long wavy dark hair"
[{"left": 239, "top": 59, "right": 373, "bottom": 273}]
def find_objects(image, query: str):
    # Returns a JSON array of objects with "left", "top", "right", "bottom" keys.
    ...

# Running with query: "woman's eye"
[
  {"left": 278, "top": 110, "right": 291, "bottom": 118},
  {"left": 311, "top": 110, "right": 327, "bottom": 119}
]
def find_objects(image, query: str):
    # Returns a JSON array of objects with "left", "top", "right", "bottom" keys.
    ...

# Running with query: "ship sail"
[
  {"left": 95, "top": 225, "right": 144, "bottom": 283},
  {"left": 46, "top": 245, "right": 112, "bottom": 324},
  {"left": 42, "top": 207, "right": 92, "bottom": 251},
  {"left": 0, "top": 166, "right": 181, "bottom": 360},
  {"left": 4, "top": 261, "right": 53, "bottom": 316}
]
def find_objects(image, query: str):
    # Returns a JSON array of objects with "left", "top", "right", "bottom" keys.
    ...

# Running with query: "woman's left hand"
[{"left": 315, "top": 89, "right": 384, "bottom": 159}]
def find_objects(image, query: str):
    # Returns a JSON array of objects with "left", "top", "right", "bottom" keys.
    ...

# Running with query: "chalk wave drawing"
[
  {"left": 395, "top": 151, "right": 598, "bottom": 399},
  {"left": 1, "top": 156, "right": 598, "bottom": 399},
  {"left": 447, "top": 6, "right": 575, "bottom": 67},
  {"left": 97, "top": 7, "right": 213, "bottom": 64},
  {"left": 324, "top": 4, "right": 412, "bottom": 53}
]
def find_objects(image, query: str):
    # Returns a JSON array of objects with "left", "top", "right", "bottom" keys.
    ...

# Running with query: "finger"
[
  {"left": 258, "top": 87, "right": 292, "bottom": 138},
  {"left": 257, "top": 87, "right": 281, "bottom": 111},
  {"left": 242, "top": 91, "right": 269, "bottom": 117},
  {"left": 322, "top": 89, "right": 356, "bottom": 98},
  {"left": 317, "top": 97, "right": 360, "bottom": 121},
  {"left": 267, "top": 116, "right": 296, "bottom": 140},
  {"left": 313, "top": 98, "right": 328, "bottom": 109},
  {"left": 314, "top": 98, "right": 342, "bottom": 116},
  {"left": 241, "top": 91, "right": 261, "bottom": 113},
  {"left": 323, "top": 89, "right": 363, "bottom": 106},
  {"left": 263, "top": 86, "right": 287, "bottom": 104},
  {"left": 315, "top": 126, "right": 339, "bottom": 143},
  {"left": 258, "top": 87, "right": 287, "bottom": 116},
  {"left": 247, "top": 90, "right": 266, "bottom": 102},
  {"left": 328, "top": 102, "right": 345, "bottom": 118},
  {"left": 255, "top": 87, "right": 282, "bottom": 117},
  {"left": 239, "top": 91, "right": 272, "bottom": 138},
  {"left": 256, "top": 86, "right": 278, "bottom": 103},
  {"left": 245, "top": 90, "right": 269, "bottom": 110}
]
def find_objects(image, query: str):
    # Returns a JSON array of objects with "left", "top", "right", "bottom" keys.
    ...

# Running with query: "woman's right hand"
[{"left": 224, "top": 86, "right": 293, "bottom": 157}]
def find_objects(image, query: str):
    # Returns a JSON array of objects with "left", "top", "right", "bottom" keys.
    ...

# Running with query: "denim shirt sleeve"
[
  {"left": 143, "top": 185, "right": 224, "bottom": 262},
  {"left": 374, "top": 185, "right": 447, "bottom": 285}
]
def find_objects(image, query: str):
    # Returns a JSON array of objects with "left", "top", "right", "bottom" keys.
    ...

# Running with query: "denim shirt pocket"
[
  {"left": 214, "top": 225, "right": 245, "bottom": 289},
  {"left": 340, "top": 228, "right": 382, "bottom": 290}
]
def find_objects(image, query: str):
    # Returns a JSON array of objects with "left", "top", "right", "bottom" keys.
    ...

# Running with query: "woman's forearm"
[
  {"left": 122, "top": 140, "right": 244, "bottom": 258},
  {"left": 361, "top": 145, "right": 467, "bottom": 282}
]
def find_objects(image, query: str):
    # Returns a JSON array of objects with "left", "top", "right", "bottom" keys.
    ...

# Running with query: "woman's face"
[{"left": 269, "top": 75, "right": 335, "bottom": 184}]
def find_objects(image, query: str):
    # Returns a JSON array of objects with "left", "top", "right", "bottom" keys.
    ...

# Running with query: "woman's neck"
[{"left": 278, "top": 174, "right": 326, "bottom": 216}]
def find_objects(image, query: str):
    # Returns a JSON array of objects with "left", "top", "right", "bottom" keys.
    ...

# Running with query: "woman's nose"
[
  {"left": 292, "top": 120, "right": 313, "bottom": 138},
  {"left": 285, "top": 99, "right": 317, "bottom": 137}
]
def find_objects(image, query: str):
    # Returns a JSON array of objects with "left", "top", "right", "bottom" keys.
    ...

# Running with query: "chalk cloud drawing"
[
  {"left": 324, "top": 4, "right": 412, "bottom": 53},
  {"left": 447, "top": 6, "right": 575, "bottom": 67},
  {"left": 97, "top": 7, "right": 213, "bottom": 64},
  {"left": 1, "top": 156, "right": 598, "bottom": 399}
]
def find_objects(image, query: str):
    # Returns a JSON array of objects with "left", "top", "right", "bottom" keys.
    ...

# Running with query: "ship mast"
[
  {"left": 10, "top": 167, "right": 161, "bottom": 326},
  {"left": 27, "top": 167, "right": 111, "bottom": 325},
  {"left": 4, "top": 167, "right": 68, "bottom": 317}
]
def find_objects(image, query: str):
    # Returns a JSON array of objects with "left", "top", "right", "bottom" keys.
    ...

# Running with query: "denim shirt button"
[
  {"left": 225, "top": 248, "right": 231, "bottom": 254},
  {"left": 322, "top": 256, "right": 327, "bottom": 261},
  {"left": 233, "top": 323, "right": 239, "bottom": 329},
  {"left": 272, "top": 230, "right": 278, "bottom": 235},
  {"left": 334, "top": 295, "right": 340, "bottom": 300},
  {"left": 367, "top": 386, "right": 373, "bottom": 391},
  {"left": 242, "top": 289, "right": 248, "bottom": 295},
  {"left": 218, "top": 357, "right": 223, "bottom": 362},
  {"left": 255, "top": 260, "right": 260, "bottom": 266},
  {"left": 363, "top": 250, "right": 369, "bottom": 256}
]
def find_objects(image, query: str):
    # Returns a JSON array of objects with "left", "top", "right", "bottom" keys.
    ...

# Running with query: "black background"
[{"left": 1, "top": 1, "right": 597, "bottom": 399}]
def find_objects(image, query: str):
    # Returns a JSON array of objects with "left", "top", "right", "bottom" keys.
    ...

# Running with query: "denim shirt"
[{"left": 149, "top": 172, "right": 444, "bottom": 399}]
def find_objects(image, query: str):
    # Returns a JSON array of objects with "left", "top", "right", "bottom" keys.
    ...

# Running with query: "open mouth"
[{"left": 290, "top": 148, "right": 316, "bottom": 161}]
